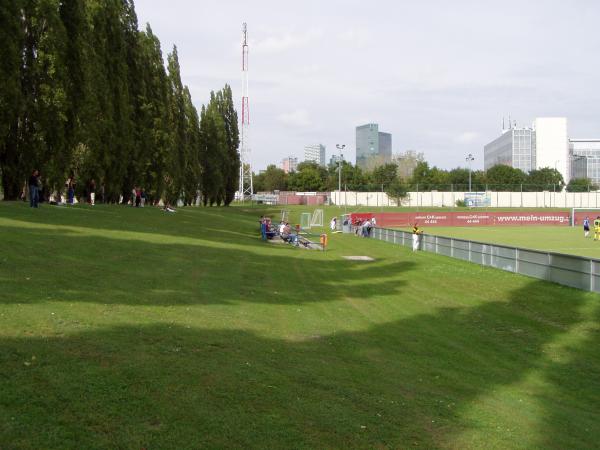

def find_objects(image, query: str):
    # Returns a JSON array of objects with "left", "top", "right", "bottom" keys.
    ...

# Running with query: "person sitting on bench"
[
  {"left": 281, "top": 223, "right": 297, "bottom": 244},
  {"left": 265, "top": 218, "right": 276, "bottom": 239}
]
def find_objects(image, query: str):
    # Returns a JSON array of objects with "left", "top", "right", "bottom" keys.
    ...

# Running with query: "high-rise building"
[
  {"left": 378, "top": 132, "right": 392, "bottom": 162},
  {"left": 304, "top": 144, "right": 326, "bottom": 166},
  {"left": 281, "top": 156, "right": 298, "bottom": 174},
  {"left": 356, "top": 123, "right": 392, "bottom": 170},
  {"left": 534, "top": 117, "right": 568, "bottom": 182},
  {"left": 483, "top": 117, "right": 569, "bottom": 183},
  {"left": 570, "top": 139, "right": 600, "bottom": 185},
  {"left": 329, "top": 154, "right": 343, "bottom": 167},
  {"left": 484, "top": 127, "right": 536, "bottom": 173}
]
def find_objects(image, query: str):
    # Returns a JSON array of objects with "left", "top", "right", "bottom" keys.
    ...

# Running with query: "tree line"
[
  {"left": 254, "top": 160, "right": 596, "bottom": 195},
  {"left": 0, "top": 0, "right": 239, "bottom": 205}
]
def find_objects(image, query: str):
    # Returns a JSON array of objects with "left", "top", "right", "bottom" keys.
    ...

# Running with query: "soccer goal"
[
  {"left": 280, "top": 209, "right": 290, "bottom": 223},
  {"left": 300, "top": 212, "right": 312, "bottom": 230},
  {"left": 571, "top": 208, "right": 600, "bottom": 226},
  {"left": 310, "top": 209, "right": 324, "bottom": 227}
]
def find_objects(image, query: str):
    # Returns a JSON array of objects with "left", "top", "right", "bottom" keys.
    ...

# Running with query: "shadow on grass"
[
  {"left": 0, "top": 224, "right": 413, "bottom": 306},
  {"left": 0, "top": 202, "right": 268, "bottom": 248},
  {"left": 1, "top": 280, "right": 599, "bottom": 449}
]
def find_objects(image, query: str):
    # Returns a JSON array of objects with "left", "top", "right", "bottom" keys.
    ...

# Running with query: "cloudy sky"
[{"left": 135, "top": 0, "right": 600, "bottom": 171}]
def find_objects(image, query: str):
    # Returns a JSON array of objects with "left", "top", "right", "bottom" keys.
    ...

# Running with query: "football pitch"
[
  {"left": 415, "top": 225, "right": 600, "bottom": 258},
  {"left": 1, "top": 202, "right": 599, "bottom": 449}
]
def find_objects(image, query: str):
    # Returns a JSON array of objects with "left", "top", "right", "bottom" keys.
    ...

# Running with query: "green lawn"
[
  {"left": 412, "top": 226, "right": 600, "bottom": 258},
  {"left": 1, "top": 202, "right": 599, "bottom": 449}
]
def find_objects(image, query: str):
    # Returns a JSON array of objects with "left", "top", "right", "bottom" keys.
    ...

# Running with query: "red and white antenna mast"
[{"left": 238, "top": 22, "right": 253, "bottom": 200}]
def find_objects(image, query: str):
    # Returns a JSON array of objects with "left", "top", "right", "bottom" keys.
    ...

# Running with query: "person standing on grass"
[
  {"left": 260, "top": 217, "right": 267, "bottom": 241},
  {"left": 583, "top": 216, "right": 590, "bottom": 238},
  {"left": 330, "top": 216, "right": 337, "bottom": 231},
  {"left": 135, "top": 187, "right": 142, "bottom": 207},
  {"left": 89, "top": 179, "right": 96, "bottom": 205},
  {"left": 66, "top": 174, "right": 76, "bottom": 205},
  {"left": 594, "top": 217, "right": 600, "bottom": 241},
  {"left": 28, "top": 170, "right": 40, "bottom": 208},
  {"left": 412, "top": 223, "right": 423, "bottom": 251}
]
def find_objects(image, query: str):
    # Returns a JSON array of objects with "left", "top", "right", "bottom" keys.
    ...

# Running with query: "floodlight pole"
[
  {"left": 466, "top": 153, "right": 475, "bottom": 193},
  {"left": 336, "top": 144, "right": 345, "bottom": 208}
]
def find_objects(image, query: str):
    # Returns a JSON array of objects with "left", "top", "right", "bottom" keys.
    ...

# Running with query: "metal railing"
[{"left": 370, "top": 227, "right": 600, "bottom": 293}]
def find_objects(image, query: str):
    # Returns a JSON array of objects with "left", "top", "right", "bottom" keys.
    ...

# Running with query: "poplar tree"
[{"left": 0, "top": 0, "right": 25, "bottom": 199}]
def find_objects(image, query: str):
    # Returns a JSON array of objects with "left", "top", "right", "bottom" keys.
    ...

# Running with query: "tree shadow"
[
  {"left": 0, "top": 224, "right": 414, "bottom": 306},
  {"left": 1, "top": 279, "right": 598, "bottom": 449},
  {"left": 0, "top": 202, "right": 323, "bottom": 250}
]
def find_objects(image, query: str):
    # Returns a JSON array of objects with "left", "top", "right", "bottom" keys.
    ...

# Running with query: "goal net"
[
  {"left": 310, "top": 209, "right": 324, "bottom": 227},
  {"left": 571, "top": 208, "right": 600, "bottom": 226},
  {"left": 300, "top": 212, "right": 312, "bottom": 229}
]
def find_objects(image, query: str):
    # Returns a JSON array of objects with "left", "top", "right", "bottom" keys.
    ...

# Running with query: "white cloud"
[
  {"left": 253, "top": 29, "right": 323, "bottom": 54},
  {"left": 337, "top": 28, "right": 370, "bottom": 49},
  {"left": 277, "top": 109, "right": 311, "bottom": 127},
  {"left": 455, "top": 131, "right": 480, "bottom": 144}
]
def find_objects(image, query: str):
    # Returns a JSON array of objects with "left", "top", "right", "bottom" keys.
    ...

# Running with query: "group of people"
[
  {"left": 582, "top": 216, "right": 600, "bottom": 240},
  {"left": 132, "top": 187, "right": 147, "bottom": 207},
  {"left": 26, "top": 169, "right": 96, "bottom": 207},
  {"left": 259, "top": 216, "right": 299, "bottom": 245},
  {"left": 353, "top": 217, "right": 376, "bottom": 237}
]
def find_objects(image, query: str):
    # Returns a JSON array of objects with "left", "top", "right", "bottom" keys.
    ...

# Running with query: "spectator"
[
  {"left": 363, "top": 219, "right": 371, "bottom": 237},
  {"left": 412, "top": 224, "right": 423, "bottom": 251},
  {"left": 260, "top": 217, "right": 267, "bottom": 241},
  {"left": 28, "top": 170, "right": 40, "bottom": 208},
  {"left": 135, "top": 187, "right": 141, "bottom": 207},
  {"left": 66, "top": 175, "right": 76, "bottom": 205},
  {"left": 89, "top": 179, "right": 96, "bottom": 206}
]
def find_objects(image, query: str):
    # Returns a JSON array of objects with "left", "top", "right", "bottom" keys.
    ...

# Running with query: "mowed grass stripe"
[{"left": 0, "top": 202, "right": 599, "bottom": 449}]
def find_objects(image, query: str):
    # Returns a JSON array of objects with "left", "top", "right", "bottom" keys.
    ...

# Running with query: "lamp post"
[
  {"left": 336, "top": 144, "right": 345, "bottom": 207},
  {"left": 466, "top": 153, "right": 475, "bottom": 194}
]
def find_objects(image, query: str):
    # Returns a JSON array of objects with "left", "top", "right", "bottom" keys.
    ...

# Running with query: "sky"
[{"left": 134, "top": 0, "right": 600, "bottom": 171}]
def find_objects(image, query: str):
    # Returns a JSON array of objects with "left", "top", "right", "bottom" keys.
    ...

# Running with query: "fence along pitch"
[{"left": 369, "top": 228, "right": 600, "bottom": 293}]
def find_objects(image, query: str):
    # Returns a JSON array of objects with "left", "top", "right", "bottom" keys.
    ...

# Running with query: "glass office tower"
[{"left": 355, "top": 124, "right": 392, "bottom": 169}]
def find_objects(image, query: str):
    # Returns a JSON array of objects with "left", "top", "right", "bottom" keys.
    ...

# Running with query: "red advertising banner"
[
  {"left": 573, "top": 211, "right": 600, "bottom": 225},
  {"left": 350, "top": 211, "right": 573, "bottom": 227}
]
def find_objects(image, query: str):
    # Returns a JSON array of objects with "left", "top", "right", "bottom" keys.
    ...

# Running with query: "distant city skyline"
[
  {"left": 304, "top": 144, "right": 326, "bottom": 166},
  {"left": 135, "top": 0, "right": 600, "bottom": 172}
]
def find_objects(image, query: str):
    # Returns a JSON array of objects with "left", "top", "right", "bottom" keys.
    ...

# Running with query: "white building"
[
  {"left": 570, "top": 139, "right": 600, "bottom": 185},
  {"left": 534, "top": 117, "right": 569, "bottom": 183},
  {"left": 304, "top": 144, "right": 326, "bottom": 166},
  {"left": 483, "top": 117, "right": 570, "bottom": 183},
  {"left": 484, "top": 127, "right": 535, "bottom": 173}
]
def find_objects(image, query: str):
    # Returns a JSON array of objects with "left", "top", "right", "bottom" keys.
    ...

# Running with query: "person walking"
[
  {"left": 28, "top": 170, "right": 40, "bottom": 208},
  {"left": 583, "top": 216, "right": 590, "bottom": 238},
  {"left": 89, "top": 179, "right": 96, "bottom": 206}
]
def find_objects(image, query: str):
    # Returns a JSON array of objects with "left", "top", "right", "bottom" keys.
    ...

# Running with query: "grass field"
[
  {"left": 1, "top": 202, "right": 600, "bottom": 449},
  {"left": 411, "top": 226, "right": 600, "bottom": 258}
]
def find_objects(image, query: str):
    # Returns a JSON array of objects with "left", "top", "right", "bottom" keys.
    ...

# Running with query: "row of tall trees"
[
  {"left": 0, "top": 0, "right": 239, "bottom": 205},
  {"left": 254, "top": 160, "right": 594, "bottom": 194}
]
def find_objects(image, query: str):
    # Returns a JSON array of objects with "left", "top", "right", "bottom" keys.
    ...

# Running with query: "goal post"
[
  {"left": 571, "top": 208, "right": 600, "bottom": 226},
  {"left": 300, "top": 212, "right": 311, "bottom": 230},
  {"left": 310, "top": 209, "right": 323, "bottom": 227}
]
